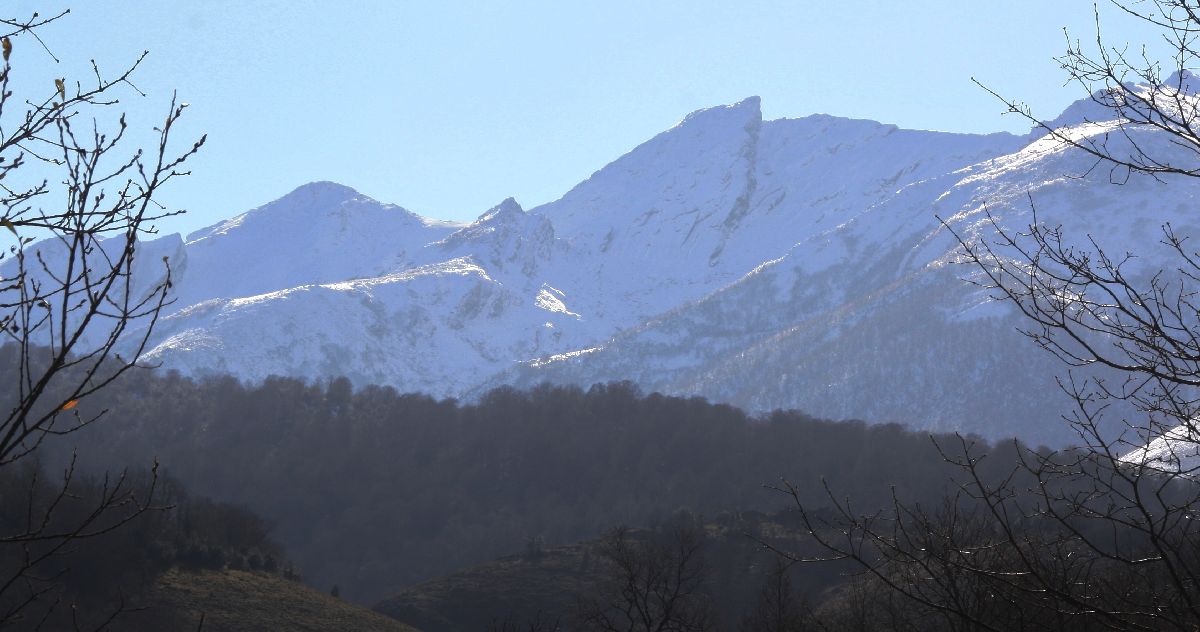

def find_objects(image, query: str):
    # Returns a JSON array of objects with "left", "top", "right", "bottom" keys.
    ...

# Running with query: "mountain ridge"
[{"left": 79, "top": 93, "right": 1198, "bottom": 444}]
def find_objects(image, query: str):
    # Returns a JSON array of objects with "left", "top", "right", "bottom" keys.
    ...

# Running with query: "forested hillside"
[
  {"left": 0, "top": 462, "right": 295, "bottom": 629},
  {"left": 24, "top": 354, "right": 1027, "bottom": 603}
]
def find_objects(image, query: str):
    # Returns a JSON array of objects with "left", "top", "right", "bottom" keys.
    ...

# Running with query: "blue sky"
[{"left": 3, "top": 1, "right": 1166, "bottom": 234}]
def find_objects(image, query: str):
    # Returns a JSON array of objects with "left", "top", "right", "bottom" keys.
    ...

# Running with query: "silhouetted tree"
[
  {"left": 776, "top": 2, "right": 1200, "bottom": 629},
  {"left": 489, "top": 611, "right": 562, "bottom": 632},
  {"left": 577, "top": 525, "right": 714, "bottom": 632},
  {"left": 0, "top": 7, "right": 203, "bottom": 629},
  {"left": 739, "top": 558, "right": 807, "bottom": 632}
]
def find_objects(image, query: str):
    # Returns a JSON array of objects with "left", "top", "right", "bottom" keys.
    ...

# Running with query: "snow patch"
[
  {"left": 534, "top": 284, "right": 580, "bottom": 319},
  {"left": 1120, "top": 424, "right": 1200, "bottom": 477}
]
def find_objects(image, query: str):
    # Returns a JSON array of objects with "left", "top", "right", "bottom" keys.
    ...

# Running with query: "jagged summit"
[
  {"left": 674, "top": 95, "right": 762, "bottom": 131},
  {"left": 539, "top": 95, "right": 763, "bottom": 247},
  {"left": 1035, "top": 69, "right": 1200, "bottom": 136},
  {"left": 1164, "top": 69, "right": 1200, "bottom": 94},
  {"left": 475, "top": 197, "right": 524, "bottom": 222},
  {"left": 437, "top": 197, "right": 556, "bottom": 277}
]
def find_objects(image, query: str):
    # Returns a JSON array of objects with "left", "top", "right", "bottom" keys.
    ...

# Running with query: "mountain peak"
[
  {"left": 476, "top": 197, "right": 525, "bottom": 222},
  {"left": 1036, "top": 70, "right": 1200, "bottom": 135},
  {"left": 676, "top": 96, "right": 762, "bottom": 131},
  {"left": 276, "top": 181, "right": 364, "bottom": 208},
  {"left": 1164, "top": 69, "right": 1200, "bottom": 94}
]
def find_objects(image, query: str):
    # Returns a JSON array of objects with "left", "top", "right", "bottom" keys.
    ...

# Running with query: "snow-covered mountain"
[{"left": 92, "top": 90, "right": 1200, "bottom": 445}]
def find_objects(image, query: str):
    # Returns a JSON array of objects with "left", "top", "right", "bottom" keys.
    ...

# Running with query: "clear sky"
[{"left": 1, "top": 1, "right": 1168, "bottom": 235}]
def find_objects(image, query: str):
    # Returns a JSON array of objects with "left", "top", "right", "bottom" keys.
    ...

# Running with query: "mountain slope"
[
  {"left": 486, "top": 100, "right": 1199, "bottom": 444},
  {"left": 176, "top": 181, "right": 461, "bottom": 307},
  {"left": 148, "top": 569, "right": 420, "bottom": 632},
  {"left": 93, "top": 92, "right": 1200, "bottom": 443}
]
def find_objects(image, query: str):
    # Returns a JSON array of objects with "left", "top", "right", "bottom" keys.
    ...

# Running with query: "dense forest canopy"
[{"left": 12, "top": 348, "right": 1027, "bottom": 604}]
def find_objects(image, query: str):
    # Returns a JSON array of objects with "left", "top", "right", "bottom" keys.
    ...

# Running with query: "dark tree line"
[
  {"left": 0, "top": 461, "right": 286, "bottom": 631},
  {"left": 11, "top": 361, "right": 1026, "bottom": 605}
]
